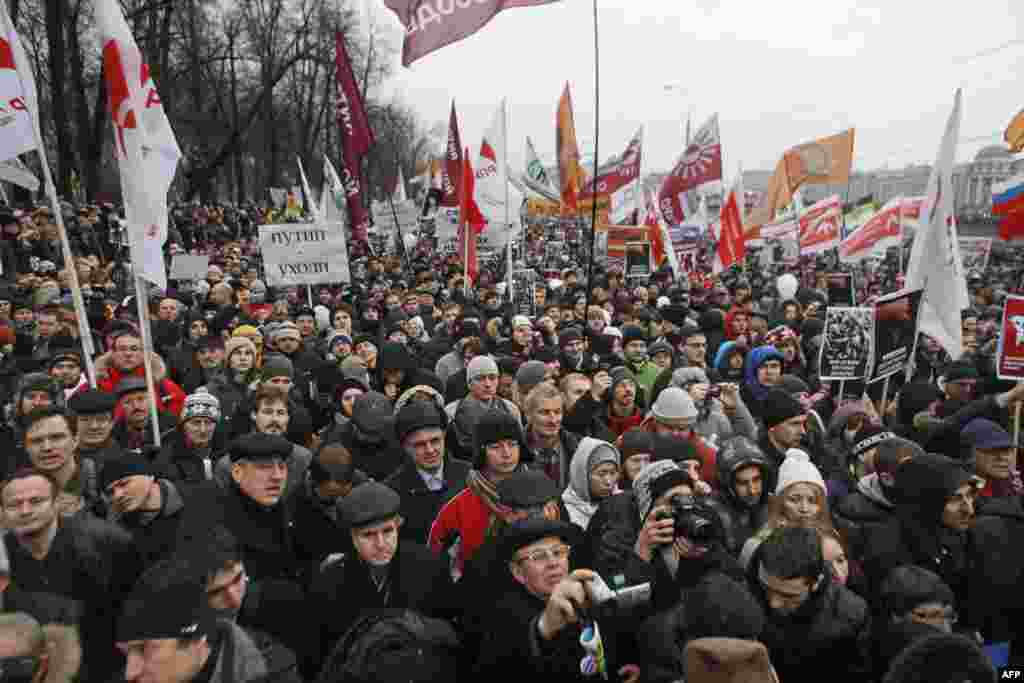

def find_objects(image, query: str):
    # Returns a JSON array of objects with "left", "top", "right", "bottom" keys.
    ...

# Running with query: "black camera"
[{"left": 657, "top": 494, "right": 722, "bottom": 545}]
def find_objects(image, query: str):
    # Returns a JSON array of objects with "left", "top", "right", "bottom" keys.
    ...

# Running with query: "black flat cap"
[
  {"left": 498, "top": 518, "right": 583, "bottom": 566},
  {"left": 339, "top": 482, "right": 401, "bottom": 529},
  {"left": 496, "top": 470, "right": 560, "bottom": 508},
  {"left": 228, "top": 433, "right": 293, "bottom": 463},
  {"left": 68, "top": 389, "right": 118, "bottom": 415},
  {"left": 116, "top": 377, "right": 149, "bottom": 398}
]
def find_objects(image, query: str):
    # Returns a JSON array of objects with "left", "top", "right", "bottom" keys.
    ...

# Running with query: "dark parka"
[
  {"left": 968, "top": 496, "right": 1024, "bottom": 663},
  {"left": 710, "top": 437, "right": 772, "bottom": 556},
  {"left": 384, "top": 456, "right": 471, "bottom": 545},
  {"left": 747, "top": 546, "right": 873, "bottom": 683}
]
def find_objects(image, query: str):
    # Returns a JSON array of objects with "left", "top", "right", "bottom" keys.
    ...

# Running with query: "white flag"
[
  {"left": 0, "top": 3, "right": 39, "bottom": 162},
  {"left": 394, "top": 166, "right": 408, "bottom": 202},
  {"left": 96, "top": 0, "right": 181, "bottom": 289},
  {"left": 476, "top": 100, "right": 508, "bottom": 222},
  {"left": 297, "top": 156, "right": 321, "bottom": 222},
  {"left": 905, "top": 89, "right": 968, "bottom": 360}
]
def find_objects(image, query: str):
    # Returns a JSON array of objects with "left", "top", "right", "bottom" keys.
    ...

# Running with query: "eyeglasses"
[
  {"left": 516, "top": 544, "right": 571, "bottom": 564},
  {"left": 686, "top": 342, "right": 707, "bottom": 348}
]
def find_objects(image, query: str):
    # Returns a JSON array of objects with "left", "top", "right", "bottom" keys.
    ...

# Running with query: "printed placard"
[
  {"left": 996, "top": 294, "right": 1024, "bottom": 382},
  {"left": 870, "top": 288, "right": 923, "bottom": 383},
  {"left": 819, "top": 306, "right": 875, "bottom": 380}
]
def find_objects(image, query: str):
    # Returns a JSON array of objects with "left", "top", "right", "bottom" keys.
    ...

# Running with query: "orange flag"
[
  {"left": 1006, "top": 108, "right": 1024, "bottom": 153},
  {"left": 746, "top": 129, "right": 855, "bottom": 233},
  {"left": 556, "top": 82, "right": 583, "bottom": 214}
]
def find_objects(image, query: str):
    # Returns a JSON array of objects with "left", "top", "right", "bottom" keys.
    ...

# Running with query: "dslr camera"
[{"left": 656, "top": 494, "right": 723, "bottom": 545}]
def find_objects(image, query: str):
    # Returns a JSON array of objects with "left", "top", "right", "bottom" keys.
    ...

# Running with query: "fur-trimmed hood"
[{"left": 94, "top": 350, "right": 169, "bottom": 384}]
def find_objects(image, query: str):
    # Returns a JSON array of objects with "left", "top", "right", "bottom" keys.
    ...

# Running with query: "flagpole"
[
  {"left": 134, "top": 276, "right": 162, "bottom": 448},
  {"left": 583, "top": 0, "right": 601, "bottom": 326},
  {"left": 504, "top": 99, "right": 512, "bottom": 303}
]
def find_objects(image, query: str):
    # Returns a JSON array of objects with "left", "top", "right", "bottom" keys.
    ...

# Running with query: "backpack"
[{"left": 316, "top": 609, "right": 461, "bottom": 683}]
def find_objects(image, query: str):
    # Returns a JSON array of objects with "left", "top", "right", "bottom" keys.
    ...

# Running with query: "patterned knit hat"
[
  {"left": 180, "top": 391, "right": 221, "bottom": 424},
  {"left": 224, "top": 336, "right": 256, "bottom": 363}
]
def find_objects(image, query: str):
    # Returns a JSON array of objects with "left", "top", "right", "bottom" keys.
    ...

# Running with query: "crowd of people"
[{"left": 0, "top": 199, "right": 1019, "bottom": 683}]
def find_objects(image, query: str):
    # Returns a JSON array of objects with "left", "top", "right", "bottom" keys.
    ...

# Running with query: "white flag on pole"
[
  {"left": 297, "top": 156, "right": 321, "bottom": 222},
  {"left": 476, "top": 99, "right": 508, "bottom": 221},
  {"left": 394, "top": 166, "right": 408, "bottom": 202},
  {"left": 0, "top": 6, "right": 39, "bottom": 162},
  {"left": 904, "top": 89, "right": 968, "bottom": 360},
  {"left": 96, "top": 0, "right": 181, "bottom": 290}
]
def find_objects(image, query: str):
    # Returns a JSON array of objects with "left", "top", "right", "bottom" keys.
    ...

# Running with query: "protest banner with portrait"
[
  {"left": 996, "top": 294, "right": 1024, "bottom": 382},
  {"left": 819, "top": 306, "right": 875, "bottom": 381},
  {"left": 870, "top": 288, "right": 924, "bottom": 383}
]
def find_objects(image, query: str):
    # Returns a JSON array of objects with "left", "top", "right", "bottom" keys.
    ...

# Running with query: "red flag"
[
  {"left": 999, "top": 210, "right": 1024, "bottom": 241},
  {"left": 383, "top": 0, "right": 559, "bottom": 67},
  {"left": 658, "top": 114, "right": 721, "bottom": 225},
  {"left": 459, "top": 148, "right": 487, "bottom": 282},
  {"left": 643, "top": 186, "right": 666, "bottom": 266},
  {"left": 717, "top": 179, "right": 746, "bottom": 271},
  {"left": 336, "top": 32, "right": 375, "bottom": 245},
  {"left": 441, "top": 102, "right": 463, "bottom": 208}
]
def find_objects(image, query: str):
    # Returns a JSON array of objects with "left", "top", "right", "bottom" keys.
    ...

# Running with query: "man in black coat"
[
  {"left": 385, "top": 401, "right": 470, "bottom": 545},
  {"left": 968, "top": 495, "right": 1024, "bottom": 666},
  {"left": 331, "top": 391, "right": 405, "bottom": 481},
  {"left": 747, "top": 527, "right": 872, "bottom": 683},
  {"left": 102, "top": 456, "right": 185, "bottom": 570},
  {"left": 179, "top": 433, "right": 307, "bottom": 606},
  {"left": 306, "top": 482, "right": 453, "bottom": 677}
]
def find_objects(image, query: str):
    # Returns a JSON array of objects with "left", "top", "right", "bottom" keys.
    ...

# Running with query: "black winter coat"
[
  {"left": 324, "top": 420, "right": 405, "bottom": 482},
  {"left": 305, "top": 542, "right": 453, "bottom": 677},
  {"left": 291, "top": 470, "right": 370, "bottom": 575},
  {"left": 747, "top": 557, "right": 872, "bottom": 683},
  {"left": 968, "top": 496, "right": 1024, "bottom": 662},
  {"left": 383, "top": 456, "right": 471, "bottom": 546}
]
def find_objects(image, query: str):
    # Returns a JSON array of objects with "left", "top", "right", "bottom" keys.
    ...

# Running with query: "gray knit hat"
[
  {"left": 671, "top": 367, "right": 709, "bottom": 387},
  {"left": 467, "top": 355, "right": 499, "bottom": 384},
  {"left": 515, "top": 360, "right": 548, "bottom": 396},
  {"left": 633, "top": 460, "right": 686, "bottom": 523},
  {"left": 650, "top": 387, "right": 697, "bottom": 423}
]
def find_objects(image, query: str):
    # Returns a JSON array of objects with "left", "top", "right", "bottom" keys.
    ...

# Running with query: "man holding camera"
[{"left": 475, "top": 518, "right": 640, "bottom": 682}]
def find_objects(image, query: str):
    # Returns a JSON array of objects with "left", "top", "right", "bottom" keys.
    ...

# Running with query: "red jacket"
[
  {"left": 429, "top": 485, "right": 492, "bottom": 575},
  {"left": 92, "top": 351, "right": 187, "bottom": 418}
]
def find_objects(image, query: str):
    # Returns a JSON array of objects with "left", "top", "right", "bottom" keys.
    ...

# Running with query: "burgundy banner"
[
  {"left": 336, "top": 32, "right": 375, "bottom": 244},
  {"left": 581, "top": 127, "right": 643, "bottom": 199},
  {"left": 384, "top": 0, "right": 559, "bottom": 67},
  {"left": 441, "top": 101, "right": 463, "bottom": 208},
  {"left": 658, "top": 114, "right": 721, "bottom": 226}
]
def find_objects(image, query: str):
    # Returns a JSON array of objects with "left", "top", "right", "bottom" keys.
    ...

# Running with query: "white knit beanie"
[
  {"left": 650, "top": 387, "right": 698, "bottom": 422},
  {"left": 775, "top": 448, "right": 826, "bottom": 495}
]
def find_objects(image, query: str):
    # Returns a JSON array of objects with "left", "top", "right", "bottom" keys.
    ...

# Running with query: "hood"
[
  {"left": 856, "top": 473, "right": 894, "bottom": 509},
  {"left": 716, "top": 436, "right": 771, "bottom": 508},
  {"left": 713, "top": 341, "right": 743, "bottom": 372},
  {"left": 566, "top": 437, "right": 619, "bottom": 503},
  {"left": 894, "top": 453, "right": 973, "bottom": 524},
  {"left": 723, "top": 306, "right": 748, "bottom": 340},
  {"left": 743, "top": 345, "right": 783, "bottom": 400}
]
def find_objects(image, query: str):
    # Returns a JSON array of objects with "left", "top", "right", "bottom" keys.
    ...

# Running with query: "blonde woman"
[{"left": 739, "top": 449, "right": 836, "bottom": 568}]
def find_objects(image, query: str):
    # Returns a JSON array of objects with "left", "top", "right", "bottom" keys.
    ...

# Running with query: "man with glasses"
[
  {"left": 182, "top": 433, "right": 305, "bottom": 615},
  {"left": 308, "top": 482, "right": 451, "bottom": 673},
  {"left": 677, "top": 325, "right": 712, "bottom": 373},
  {"left": 386, "top": 402, "right": 470, "bottom": 545},
  {"left": 620, "top": 325, "right": 660, "bottom": 397},
  {"left": 749, "top": 527, "right": 870, "bottom": 682},
  {"left": 98, "top": 329, "right": 186, "bottom": 418},
  {"left": 476, "top": 518, "right": 639, "bottom": 680}
]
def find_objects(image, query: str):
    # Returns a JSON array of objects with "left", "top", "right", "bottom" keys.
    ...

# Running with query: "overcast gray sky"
[{"left": 371, "top": 0, "right": 1023, "bottom": 179}]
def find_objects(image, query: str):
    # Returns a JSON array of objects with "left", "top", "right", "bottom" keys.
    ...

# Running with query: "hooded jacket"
[
  {"left": 110, "top": 478, "right": 185, "bottom": 569},
  {"left": 968, "top": 496, "right": 1024, "bottom": 648},
  {"left": 711, "top": 437, "right": 772, "bottom": 555},
  {"left": 739, "top": 345, "right": 784, "bottom": 418},
  {"left": 561, "top": 437, "right": 619, "bottom": 530},
  {"left": 861, "top": 454, "right": 975, "bottom": 611},
  {"left": 209, "top": 619, "right": 302, "bottom": 683},
  {"left": 94, "top": 351, "right": 187, "bottom": 418},
  {"left": 713, "top": 340, "right": 746, "bottom": 383}
]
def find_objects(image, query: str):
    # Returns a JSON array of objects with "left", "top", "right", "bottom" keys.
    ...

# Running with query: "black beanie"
[
  {"left": 100, "top": 457, "right": 153, "bottom": 491},
  {"left": 682, "top": 573, "right": 765, "bottom": 641},
  {"left": 472, "top": 409, "right": 522, "bottom": 468},
  {"left": 760, "top": 388, "right": 804, "bottom": 429},
  {"left": 118, "top": 583, "right": 216, "bottom": 642},
  {"left": 394, "top": 401, "right": 446, "bottom": 445}
]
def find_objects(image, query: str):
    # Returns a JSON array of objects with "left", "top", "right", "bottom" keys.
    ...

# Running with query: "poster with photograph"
[
  {"left": 996, "top": 295, "right": 1024, "bottom": 382},
  {"left": 819, "top": 307, "right": 875, "bottom": 380},
  {"left": 869, "top": 288, "right": 924, "bottom": 383},
  {"left": 626, "top": 242, "right": 652, "bottom": 278},
  {"left": 958, "top": 237, "right": 992, "bottom": 275},
  {"left": 826, "top": 272, "right": 855, "bottom": 306}
]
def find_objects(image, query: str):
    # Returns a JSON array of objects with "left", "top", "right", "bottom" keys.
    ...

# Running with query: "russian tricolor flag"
[{"left": 993, "top": 173, "right": 1024, "bottom": 216}]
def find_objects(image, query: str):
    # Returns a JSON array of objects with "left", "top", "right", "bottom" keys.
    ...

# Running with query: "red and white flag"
[
  {"left": 0, "top": 2, "right": 39, "bottom": 190},
  {"left": 582, "top": 126, "right": 643, "bottom": 199},
  {"left": 96, "top": 0, "right": 181, "bottom": 289},
  {"left": 797, "top": 194, "right": 842, "bottom": 255},
  {"left": 905, "top": 90, "right": 968, "bottom": 360},
  {"left": 475, "top": 99, "right": 508, "bottom": 226},
  {"left": 336, "top": 32, "right": 375, "bottom": 246},
  {"left": 715, "top": 175, "right": 745, "bottom": 272},
  {"left": 383, "top": 0, "right": 559, "bottom": 67},
  {"left": 0, "top": 3, "right": 38, "bottom": 164},
  {"left": 658, "top": 114, "right": 722, "bottom": 226}
]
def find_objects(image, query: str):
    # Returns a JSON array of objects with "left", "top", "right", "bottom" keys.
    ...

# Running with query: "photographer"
[
  {"left": 475, "top": 518, "right": 640, "bottom": 682},
  {"left": 668, "top": 366, "right": 756, "bottom": 447}
]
